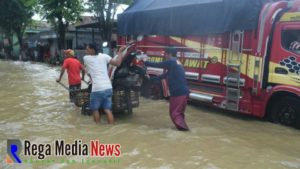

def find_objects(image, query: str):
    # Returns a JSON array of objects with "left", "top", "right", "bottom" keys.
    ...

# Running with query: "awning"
[{"left": 118, "top": 0, "right": 268, "bottom": 36}]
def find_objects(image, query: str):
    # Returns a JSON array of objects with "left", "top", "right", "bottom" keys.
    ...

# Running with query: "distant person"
[
  {"left": 44, "top": 49, "right": 51, "bottom": 63},
  {"left": 144, "top": 47, "right": 190, "bottom": 131},
  {"left": 33, "top": 49, "right": 38, "bottom": 61},
  {"left": 56, "top": 49, "right": 85, "bottom": 102},
  {"left": 83, "top": 44, "right": 125, "bottom": 124},
  {"left": 37, "top": 43, "right": 43, "bottom": 62}
]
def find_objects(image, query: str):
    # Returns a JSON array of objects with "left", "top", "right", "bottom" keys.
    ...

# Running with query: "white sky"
[{"left": 32, "top": 4, "right": 128, "bottom": 21}]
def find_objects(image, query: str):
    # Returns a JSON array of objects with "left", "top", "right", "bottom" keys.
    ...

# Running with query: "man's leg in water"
[
  {"left": 93, "top": 110, "right": 101, "bottom": 123},
  {"left": 90, "top": 91, "right": 102, "bottom": 123},
  {"left": 104, "top": 109, "right": 114, "bottom": 124},
  {"left": 169, "top": 95, "right": 189, "bottom": 131},
  {"left": 103, "top": 89, "right": 114, "bottom": 124},
  {"left": 69, "top": 84, "right": 81, "bottom": 102}
]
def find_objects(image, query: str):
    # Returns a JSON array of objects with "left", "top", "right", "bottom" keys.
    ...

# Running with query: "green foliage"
[
  {"left": 86, "top": 0, "right": 133, "bottom": 44},
  {"left": 0, "top": 0, "right": 35, "bottom": 34},
  {"left": 38, "top": 0, "right": 84, "bottom": 49},
  {"left": 39, "top": 0, "right": 83, "bottom": 24},
  {"left": 0, "top": 0, "right": 36, "bottom": 56}
]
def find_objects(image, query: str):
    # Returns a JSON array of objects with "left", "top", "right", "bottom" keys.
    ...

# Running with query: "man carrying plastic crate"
[{"left": 56, "top": 49, "right": 85, "bottom": 102}]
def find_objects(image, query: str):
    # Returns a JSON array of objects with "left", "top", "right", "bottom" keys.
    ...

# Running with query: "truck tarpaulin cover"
[{"left": 118, "top": 0, "right": 268, "bottom": 36}]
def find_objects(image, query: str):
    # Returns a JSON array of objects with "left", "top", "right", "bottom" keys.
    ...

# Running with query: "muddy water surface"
[{"left": 0, "top": 60, "right": 300, "bottom": 169}]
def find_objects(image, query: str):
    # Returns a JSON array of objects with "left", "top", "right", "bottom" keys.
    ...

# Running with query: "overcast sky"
[{"left": 32, "top": 4, "right": 128, "bottom": 21}]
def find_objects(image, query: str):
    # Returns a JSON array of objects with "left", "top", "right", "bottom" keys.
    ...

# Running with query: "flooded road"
[{"left": 1, "top": 60, "right": 300, "bottom": 169}]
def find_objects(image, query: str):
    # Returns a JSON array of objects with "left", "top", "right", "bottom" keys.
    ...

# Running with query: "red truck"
[{"left": 118, "top": 0, "right": 300, "bottom": 128}]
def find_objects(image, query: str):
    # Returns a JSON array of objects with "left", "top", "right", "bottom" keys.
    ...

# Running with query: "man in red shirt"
[{"left": 56, "top": 49, "right": 85, "bottom": 102}]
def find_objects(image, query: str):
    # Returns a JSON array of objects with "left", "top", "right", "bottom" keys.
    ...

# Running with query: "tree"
[
  {"left": 13, "top": 0, "right": 36, "bottom": 52},
  {"left": 38, "top": 0, "right": 84, "bottom": 49},
  {"left": 87, "top": 0, "right": 133, "bottom": 48},
  {"left": 0, "top": 0, "right": 35, "bottom": 57}
]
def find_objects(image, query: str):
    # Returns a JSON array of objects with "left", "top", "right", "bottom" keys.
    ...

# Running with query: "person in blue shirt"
[{"left": 145, "top": 47, "right": 190, "bottom": 131}]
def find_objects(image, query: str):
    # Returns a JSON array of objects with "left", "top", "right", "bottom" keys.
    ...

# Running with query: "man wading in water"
[
  {"left": 56, "top": 49, "right": 85, "bottom": 102},
  {"left": 83, "top": 44, "right": 125, "bottom": 124},
  {"left": 144, "top": 47, "right": 190, "bottom": 131}
]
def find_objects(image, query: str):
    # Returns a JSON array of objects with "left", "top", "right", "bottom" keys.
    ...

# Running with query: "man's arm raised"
[{"left": 109, "top": 46, "right": 126, "bottom": 67}]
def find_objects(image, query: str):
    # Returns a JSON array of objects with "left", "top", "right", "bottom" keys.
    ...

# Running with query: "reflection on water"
[{"left": 0, "top": 60, "right": 300, "bottom": 169}]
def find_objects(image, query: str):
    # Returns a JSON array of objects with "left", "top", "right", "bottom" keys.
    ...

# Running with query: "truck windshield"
[{"left": 282, "top": 30, "right": 300, "bottom": 54}]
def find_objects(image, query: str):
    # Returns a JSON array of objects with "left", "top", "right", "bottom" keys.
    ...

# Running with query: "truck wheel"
[
  {"left": 140, "top": 77, "right": 152, "bottom": 98},
  {"left": 140, "top": 77, "right": 163, "bottom": 99},
  {"left": 151, "top": 83, "right": 164, "bottom": 100},
  {"left": 270, "top": 96, "right": 300, "bottom": 128}
]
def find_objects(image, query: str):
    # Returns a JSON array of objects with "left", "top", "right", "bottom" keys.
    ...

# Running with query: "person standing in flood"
[
  {"left": 144, "top": 47, "right": 190, "bottom": 131},
  {"left": 56, "top": 49, "right": 85, "bottom": 102},
  {"left": 83, "top": 44, "right": 125, "bottom": 124}
]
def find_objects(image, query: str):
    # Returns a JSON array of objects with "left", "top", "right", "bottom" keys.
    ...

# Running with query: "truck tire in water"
[{"left": 270, "top": 96, "right": 300, "bottom": 128}]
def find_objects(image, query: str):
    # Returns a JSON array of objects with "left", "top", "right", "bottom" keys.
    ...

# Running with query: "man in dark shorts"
[
  {"left": 83, "top": 44, "right": 125, "bottom": 124},
  {"left": 56, "top": 49, "right": 85, "bottom": 102}
]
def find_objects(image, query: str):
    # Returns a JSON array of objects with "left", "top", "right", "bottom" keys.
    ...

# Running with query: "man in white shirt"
[{"left": 84, "top": 44, "right": 125, "bottom": 124}]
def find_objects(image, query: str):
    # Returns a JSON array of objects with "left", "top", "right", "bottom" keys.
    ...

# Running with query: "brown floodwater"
[{"left": 0, "top": 60, "right": 300, "bottom": 169}]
